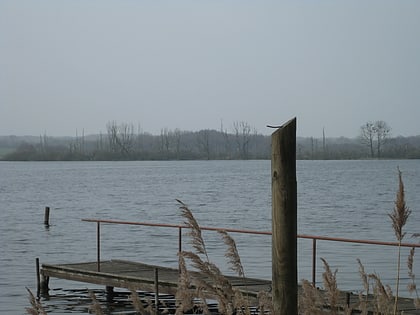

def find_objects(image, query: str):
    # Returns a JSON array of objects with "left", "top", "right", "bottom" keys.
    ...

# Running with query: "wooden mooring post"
[
  {"left": 271, "top": 118, "right": 297, "bottom": 315},
  {"left": 44, "top": 206, "right": 50, "bottom": 226}
]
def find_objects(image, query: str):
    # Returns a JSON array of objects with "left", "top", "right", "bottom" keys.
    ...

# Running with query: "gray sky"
[{"left": 1, "top": 1, "right": 419, "bottom": 138}]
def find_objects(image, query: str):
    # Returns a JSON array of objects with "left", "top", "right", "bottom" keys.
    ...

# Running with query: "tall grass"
[
  {"left": 389, "top": 168, "right": 411, "bottom": 314},
  {"left": 175, "top": 199, "right": 272, "bottom": 315},
  {"left": 25, "top": 288, "right": 47, "bottom": 315}
]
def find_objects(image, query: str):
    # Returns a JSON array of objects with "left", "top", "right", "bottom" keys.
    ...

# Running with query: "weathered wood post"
[
  {"left": 44, "top": 206, "right": 50, "bottom": 226},
  {"left": 271, "top": 118, "right": 297, "bottom": 315},
  {"left": 36, "top": 258, "right": 41, "bottom": 297}
]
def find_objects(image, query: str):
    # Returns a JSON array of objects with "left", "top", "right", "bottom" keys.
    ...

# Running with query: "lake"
[{"left": 1, "top": 160, "right": 420, "bottom": 314}]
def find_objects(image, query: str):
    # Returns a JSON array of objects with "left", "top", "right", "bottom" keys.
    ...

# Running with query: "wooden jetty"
[
  {"left": 40, "top": 259, "right": 420, "bottom": 314},
  {"left": 40, "top": 259, "right": 272, "bottom": 298}
]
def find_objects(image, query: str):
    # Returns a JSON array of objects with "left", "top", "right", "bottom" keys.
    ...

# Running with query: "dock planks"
[
  {"left": 41, "top": 259, "right": 420, "bottom": 314},
  {"left": 41, "top": 259, "right": 271, "bottom": 298}
]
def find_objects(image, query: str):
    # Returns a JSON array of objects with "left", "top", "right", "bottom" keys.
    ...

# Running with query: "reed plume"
[
  {"left": 299, "top": 279, "right": 323, "bottom": 315},
  {"left": 369, "top": 273, "right": 393, "bottom": 315},
  {"left": 176, "top": 199, "right": 254, "bottom": 315},
  {"left": 388, "top": 168, "right": 411, "bottom": 314},
  {"left": 357, "top": 259, "right": 370, "bottom": 315},
  {"left": 130, "top": 288, "right": 155, "bottom": 315},
  {"left": 25, "top": 288, "right": 47, "bottom": 315},
  {"left": 176, "top": 199, "right": 209, "bottom": 260},
  {"left": 218, "top": 230, "right": 245, "bottom": 278},
  {"left": 175, "top": 253, "right": 194, "bottom": 314},
  {"left": 321, "top": 258, "right": 339, "bottom": 315}
]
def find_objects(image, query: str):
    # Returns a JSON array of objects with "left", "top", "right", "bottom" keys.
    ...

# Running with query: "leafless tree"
[
  {"left": 196, "top": 129, "right": 211, "bottom": 160},
  {"left": 360, "top": 122, "right": 376, "bottom": 158},
  {"left": 374, "top": 120, "right": 391, "bottom": 158},
  {"left": 233, "top": 121, "right": 252, "bottom": 159},
  {"left": 160, "top": 128, "right": 171, "bottom": 155},
  {"left": 106, "top": 121, "right": 135, "bottom": 156},
  {"left": 360, "top": 121, "right": 391, "bottom": 158},
  {"left": 173, "top": 128, "right": 182, "bottom": 159},
  {"left": 220, "top": 120, "right": 231, "bottom": 159}
]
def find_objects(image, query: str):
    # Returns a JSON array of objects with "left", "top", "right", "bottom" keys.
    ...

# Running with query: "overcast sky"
[{"left": 1, "top": 1, "right": 419, "bottom": 138}]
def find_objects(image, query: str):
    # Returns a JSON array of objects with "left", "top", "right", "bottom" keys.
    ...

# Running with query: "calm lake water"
[{"left": 1, "top": 160, "right": 420, "bottom": 314}]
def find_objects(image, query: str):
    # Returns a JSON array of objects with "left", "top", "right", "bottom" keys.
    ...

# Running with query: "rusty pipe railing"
[{"left": 82, "top": 218, "right": 420, "bottom": 285}]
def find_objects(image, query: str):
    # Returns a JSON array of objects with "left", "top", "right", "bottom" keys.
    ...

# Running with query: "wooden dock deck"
[
  {"left": 40, "top": 259, "right": 420, "bottom": 314},
  {"left": 41, "top": 259, "right": 272, "bottom": 298}
]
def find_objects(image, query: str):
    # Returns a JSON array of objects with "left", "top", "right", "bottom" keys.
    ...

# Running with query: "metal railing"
[{"left": 82, "top": 218, "right": 420, "bottom": 285}]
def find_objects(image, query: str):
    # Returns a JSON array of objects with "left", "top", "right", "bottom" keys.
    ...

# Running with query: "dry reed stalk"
[
  {"left": 88, "top": 290, "right": 105, "bottom": 315},
  {"left": 130, "top": 288, "right": 152, "bottom": 315},
  {"left": 218, "top": 229, "right": 252, "bottom": 314},
  {"left": 176, "top": 200, "right": 256, "bottom": 315},
  {"left": 218, "top": 230, "right": 245, "bottom": 277},
  {"left": 176, "top": 199, "right": 209, "bottom": 260},
  {"left": 369, "top": 273, "right": 394, "bottom": 315},
  {"left": 389, "top": 168, "right": 411, "bottom": 314},
  {"left": 25, "top": 288, "right": 47, "bottom": 315},
  {"left": 257, "top": 290, "right": 274, "bottom": 315},
  {"left": 321, "top": 258, "right": 340, "bottom": 315},
  {"left": 407, "top": 247, "right": 420, "bottom": 309},
  {"left": 175, "top": 253, "right": 194, "bottom": 314},
  {"left": 298, "top": 279, "right": 324, "bottom": 315},
  {"left": 357, "top": 259, "right": 370, "bottom": 315}
]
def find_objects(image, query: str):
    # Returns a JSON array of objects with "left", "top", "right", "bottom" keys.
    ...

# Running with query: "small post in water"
[{"left": 44, "top": 207, "right": 50, "bottom": 226}]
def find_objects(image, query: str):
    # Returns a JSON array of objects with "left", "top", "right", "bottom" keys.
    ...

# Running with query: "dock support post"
[
  {"left": 37, "top": 257, "right": 50, "bottom": 296},
  {"left": 36, "top": 258, "right": 41, "bottom": 297},
  {"left": 97, "top": 222, "right": 101, "bottom": 272},
  {"left": 154, "top": 268, "right": 159, "bottom": 315},
  {"left": 40, "top": 273, "right": 49, "bottom": 296},
  {"left": 106, "top": 286, "right": 114, "bottom": 302},
  {"left": 271, "top": 118, "right": 297, "bottom": 315},
  {"left": 44, "top": 207, "right": 50, "bottom": 226}
]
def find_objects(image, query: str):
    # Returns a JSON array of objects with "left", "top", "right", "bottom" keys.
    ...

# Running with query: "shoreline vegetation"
[
  {"left": 26, "top": 170, "right": 420, "bottom": 314},
  {"left": 2, "top": 123, "right": 420, "bottom": 161}
]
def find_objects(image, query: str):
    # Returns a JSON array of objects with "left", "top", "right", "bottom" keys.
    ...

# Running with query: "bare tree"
[
  {"left": 220, "top": 120, "right": 231, "bottom": 159},
  {"left": 196, "top": 129, "right": 211, "bottom": 160},
  {"left": 106, "top": 121, "right": 135, "bottom": 156},
  {"left": 360, "top": 122, "right": 376, "bottom": 158},
  {"left": 360, "top": 121, "right": 391, "bottom": 158},
  {"left": 173, "top": 128, "right": 182, "bottom": 159},
  {"left": 374, "top": 120, "right": 391, "bottom": 158},
  {"left": 233, "top": 121, "right": 252, "bottom": 159},
  {"left": 160, "top": 128, "right": 171, "bottom": 156}
]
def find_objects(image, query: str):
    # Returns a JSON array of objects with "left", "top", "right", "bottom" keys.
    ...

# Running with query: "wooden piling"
[
  {"left": 154, "top": 268, "right": 159, "bottom": 315},
  {"left": 44, "top": 207, "right": 50, "bottom": 226},
  {"left": 271, "top": 118, "right": 297, "bottom": 315},
  {"left": 106, "top": 286, "right": 114, "bottom": 302},
  {"left": 36, "top": 258, "right": 40, "bottom": 297}
]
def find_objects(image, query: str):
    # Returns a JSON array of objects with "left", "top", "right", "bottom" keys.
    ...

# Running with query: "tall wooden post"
[{"left": 271, "top": 118, "right": 297, "bottom": 315}]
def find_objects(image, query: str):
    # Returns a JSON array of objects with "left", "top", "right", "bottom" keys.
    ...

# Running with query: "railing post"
[
  {"left": 312, "top": 238, "right": 317, "bottom": 286},
  {"left": 178, "top": 226, "right": 182, "bottom": 253},
  {"left": 97, "top": 222, "right": 101, "bottom": 272}
]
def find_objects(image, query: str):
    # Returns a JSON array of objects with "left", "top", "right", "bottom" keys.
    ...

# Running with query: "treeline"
[
  {"left": 1, "top": 122, "right": 420, "bottom": 161},
  {"left": 1, "top": 121, "right": 270, "bottom": 161}
]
